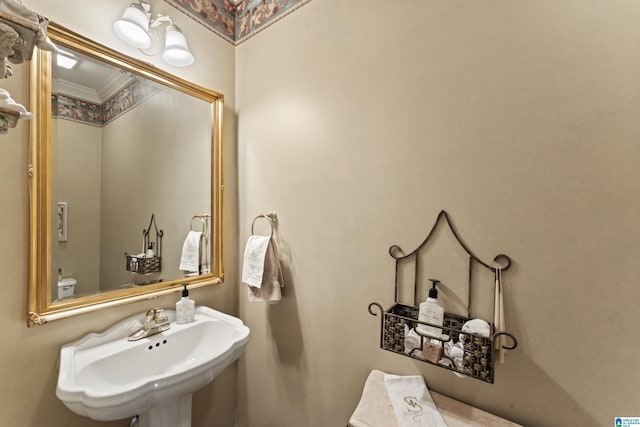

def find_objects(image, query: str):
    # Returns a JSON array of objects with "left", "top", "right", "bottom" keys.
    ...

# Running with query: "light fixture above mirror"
[{"left": 113, "top": 0, "right": 194, "bottom": 67}]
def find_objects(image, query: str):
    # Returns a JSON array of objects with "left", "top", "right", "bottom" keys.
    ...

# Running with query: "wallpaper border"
[
  {"left": 164, "top": 0, "right": 312, "bottom": 45},
  {"left": 53, "top": 79, "right": 160, "bottom": 127}
]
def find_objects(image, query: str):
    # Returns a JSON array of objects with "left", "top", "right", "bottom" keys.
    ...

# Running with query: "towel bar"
[
  {"left": 251, "top": 211, "right": 277, "bottom": 236},
  {"left": 191, "top": 214, "right": 211, "bottom": 235}
]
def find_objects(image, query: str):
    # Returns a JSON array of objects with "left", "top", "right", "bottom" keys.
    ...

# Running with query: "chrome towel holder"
[
  {"left": 191, "top": 214, "right": 211, "bottom": 235},
  {"left": 251, "top": 211, "right": 277, "bottom": 236}
]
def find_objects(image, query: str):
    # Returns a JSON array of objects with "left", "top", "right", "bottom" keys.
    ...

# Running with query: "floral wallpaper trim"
[
  {"left": 53, "top": 94, "right": 103, "bottom": 126},
  {"left": 101, "top": 78, "right": 160, "bottom": 125},
  {"left": 164, "top": 0, "right": 312, "bottom": 45},
  {"left": 52, "top": 79, "right": 160, "bottom": 127}
]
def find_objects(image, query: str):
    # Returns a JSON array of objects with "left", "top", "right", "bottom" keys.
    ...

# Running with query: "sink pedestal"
[{"left": 138, "top": 395, "right": 192, "bottom": 427}]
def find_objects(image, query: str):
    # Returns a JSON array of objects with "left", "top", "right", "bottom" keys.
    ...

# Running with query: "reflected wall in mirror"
[{"left": 28, "top": 24, "right": 224, "bottom": 327}]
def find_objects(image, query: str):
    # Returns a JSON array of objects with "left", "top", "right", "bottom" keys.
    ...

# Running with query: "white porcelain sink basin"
[{"left": 56, "top": 306, "right": 250, "bottom": 425}]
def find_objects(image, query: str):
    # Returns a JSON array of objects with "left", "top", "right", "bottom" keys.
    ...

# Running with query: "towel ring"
[
  {"left": 251, "top": 211, "right": 277, "bottom": 237},
  {"left": 190, "top": 214, "right": 211, "bottom": 235}
]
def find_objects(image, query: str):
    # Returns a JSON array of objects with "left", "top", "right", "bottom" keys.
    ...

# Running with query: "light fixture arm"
[
  {"left": 149, "top": 14, "right": 173, "bottom": 29},
  {"left": 137, "top": 0, "right": 151, "bottom": 17},
  {"left": 140, "top": 15, "right": 175, "bottom": 57}
]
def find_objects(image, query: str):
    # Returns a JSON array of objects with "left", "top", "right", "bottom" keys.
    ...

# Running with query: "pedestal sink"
[{"left": 56, "top": 306, "right": 250, "bottom": 426}]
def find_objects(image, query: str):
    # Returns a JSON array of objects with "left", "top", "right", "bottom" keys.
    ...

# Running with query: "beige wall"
[
  {"left": 4, "top": 0, "right": 640, "bottom": 426},
  {"left": 236, "top": 1, "right": 640, "bottom": 426},
  {"left": 53, "top": 117, "right": 102, "bottom": 298},
  {"left": 0, "top": 1, "right": 238, "bottom": 426},
  {"left": 100, "top": 89, "right": 211, "bottom": 290}
]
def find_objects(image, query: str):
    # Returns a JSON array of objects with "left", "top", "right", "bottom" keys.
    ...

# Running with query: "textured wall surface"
[
  {"left": 0, "top": 0, "right": 238, "bottom": 426},
  {"left": 236, "top": 1, "right": 640, "bottom": 426},
  {"left": 3, "top": 0, "right": 640, "bottom": 426}
]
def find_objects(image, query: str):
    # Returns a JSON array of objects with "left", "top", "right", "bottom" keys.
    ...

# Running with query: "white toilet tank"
[{"left": 58, "top": 278, "right": 77, "bottom": 300}]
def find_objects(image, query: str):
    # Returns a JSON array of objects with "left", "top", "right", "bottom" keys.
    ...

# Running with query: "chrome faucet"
[{"left": 128, "top": 307, "right": 170, "bottom": 341}]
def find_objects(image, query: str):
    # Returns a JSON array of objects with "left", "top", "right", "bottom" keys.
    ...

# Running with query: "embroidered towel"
[
  {"left": 246, "top": 236, "right": 284, "bottom": 304},
  {"left": 383, "top": 374, "right": 448, "bottom": 427},
  {"left": 241, "top": 235, "right": 271, "bottom": 288},
  {"left": 179, "top": 230, "right": 202, "bottom": 273}
]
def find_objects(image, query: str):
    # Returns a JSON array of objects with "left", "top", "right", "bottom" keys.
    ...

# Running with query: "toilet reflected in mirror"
[{"left": 57, "top": 277, "right": 76, "bottom": 300}]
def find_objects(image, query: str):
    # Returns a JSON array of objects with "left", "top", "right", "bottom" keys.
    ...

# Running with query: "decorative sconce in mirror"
[
  {"left": 114, "top": 0, "right": 194, "bottom": 67},
  {"left": 27, "top": 23, "right": 224, "bottom": 327}
]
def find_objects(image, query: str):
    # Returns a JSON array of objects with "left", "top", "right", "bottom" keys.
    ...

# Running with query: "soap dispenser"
[
  {"left": 146, "top": 242, "right": 155, "bottom": 258},
  {"left": 175, "top": 284, "right": 195, "bottom": 324},
  {"left": 416, "top": 279, "right": 445, "bottom": 338}
]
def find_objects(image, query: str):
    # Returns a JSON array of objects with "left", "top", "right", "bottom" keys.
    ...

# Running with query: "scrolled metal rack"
[
  {"left": 369, "top": 210, "right": 518, "bottom": 384},
  {"left": 124, "top": 213, "right": 163, "bottom": 275}
]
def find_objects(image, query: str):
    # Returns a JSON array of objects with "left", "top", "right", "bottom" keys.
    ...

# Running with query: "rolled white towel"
[
  {"left": 404, "top": 325, "right": 421, "bottom": 356},
  {"left": 440, "top": 341, "right": 466, "bottom": 378},
  {"left": 459, "top": 318, "right": 491, "bottom": 345}
]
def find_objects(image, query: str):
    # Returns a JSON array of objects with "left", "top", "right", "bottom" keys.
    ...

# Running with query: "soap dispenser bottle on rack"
[{"left": 417, "top": 279, "right": 444, "bottom": 338}]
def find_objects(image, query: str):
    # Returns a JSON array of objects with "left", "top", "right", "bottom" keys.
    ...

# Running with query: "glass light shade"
[
  {"left": 162, "top": 25, "right": 194, "bottom": 67},
  {"left": 113, "top": 3, "right": 151, "bottom": 49}
]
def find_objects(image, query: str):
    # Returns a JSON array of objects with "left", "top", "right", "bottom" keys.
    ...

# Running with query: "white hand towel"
[
  {"left": 383, "top": 374, "right": 448, "bottom": 427},
  {"left": 179, "top": 231, "right": 202, "bottom": 272},
  {"left": 246, "top": 236, "right": 284, "bottom": 304},
  {"left": 242, "top": 235, "right": 271, "bottom": 288}
]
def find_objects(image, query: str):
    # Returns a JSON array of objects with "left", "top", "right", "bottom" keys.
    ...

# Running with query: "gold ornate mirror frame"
[{"left": 27, "top": 24, "right": 224, "bottom": 327}]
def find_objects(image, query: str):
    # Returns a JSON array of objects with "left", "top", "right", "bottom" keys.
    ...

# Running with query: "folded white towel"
[
  {"left": 241, "top": 235, "right": 271, "bottom": 288},
  {"left": 383, "top": 374, "right": 448, "bottom": 427},
  {"left": 246, "top": 236, "right": 284, "bottom": 304},
  {"left": 179, "top": 231, "right": 202, "bottom": 273}
]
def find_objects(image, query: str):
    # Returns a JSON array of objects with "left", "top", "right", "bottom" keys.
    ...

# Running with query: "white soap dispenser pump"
[
  {"left": 416, "top": 279, "right": 445, "bottom": 338},
  {"left": 175, "top": 284, "right": 195, "bottom": 324}
]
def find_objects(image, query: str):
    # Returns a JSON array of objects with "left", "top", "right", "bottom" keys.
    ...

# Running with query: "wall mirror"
[{"left": 27, "top": 23, "right": 224, "bottom": 327}]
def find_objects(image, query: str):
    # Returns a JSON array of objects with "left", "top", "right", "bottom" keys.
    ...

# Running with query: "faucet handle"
[{"left": 145, "top": 307, "right": 164, "bottom": 321}]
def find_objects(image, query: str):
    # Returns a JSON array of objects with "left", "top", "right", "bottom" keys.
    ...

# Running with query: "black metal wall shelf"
[
  {"left": 124, "top": 214, "right": 163, "bottom": 274},
  {"left": 368, "top": 210, "right": 518, "bottom": 383}
]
